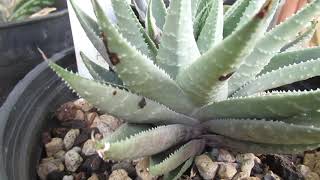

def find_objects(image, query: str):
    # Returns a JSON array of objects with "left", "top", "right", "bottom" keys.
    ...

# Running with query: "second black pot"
[{"left": 0, "top": 0, "right": 73, "bottom": 105}]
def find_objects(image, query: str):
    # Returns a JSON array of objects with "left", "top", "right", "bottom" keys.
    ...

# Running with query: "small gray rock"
[
  {"left": 96, "top": 119, "right": 114, "bottom": 137},
  {"left": 263, "top": 171, "right": 281, "bottom": 180},
  {"left": 218, "top": 149, "right": 236, "bottom": 163},
  {"left": 136, "top": 158, "right": 157, "bottom": 180},
  {"left": 99, "top": 114, "right": 122, "bottom": 130},
  {"left": 71, "top": 146, "right": 82, "bottom": 153},
  {"left": 305, "top": 172, "right": 320, "bottom": 180},
  {"left": 210, "top": 148, "right": 219, "bottom": 160},
  {"left": 218, "top": 163, "right": 238, "bottom": 179},
  {"left": 62, "top": 175, "right": 74, "bottom": 180},
  {"left": 236, "top": 153, "right": 260, "bottom": 164},
  {"left": 109, "top": 169, "right": 132, "bottom": 180},
  {"left": 45, "top": 138, "right": 64, "bottom": 157},
  {"left": 297, "top": 164, "right": 311, "bottom": 177},
  {"left": 112, "top": 161, "right": 136, "bottom": 177},
  {"left": 53, "top": 150, "right": 66, "bottom": 161},
  {"left": 88, "top": 174, "right": 99, "bottom": 180},
  {"left": 240, "top": 159, "right": 255, "bottom": 177},
  {"left": 63, "top": 129, "right": 80, "bottom": 150},
  {"left": 37, "top": 159, "right": 64, "bottom": 180},
  {"left": 195, "top": 154, "right": 219, "bottom": 180},
  {"left": 232, "top": 172, "right": 250, "bottom": 180},
  {"left": 74, "top": 98, "right": 93, "bottom": 112},
  {"left": 82, "top": 139, "right": 96, "bottom": 156},
  {"left": 65, "top": 150, "right": 83, "bottom": 172},
  {"left": 297, "top": 165, "right": 320, "bottom": 180},
  {"left": 241, "top": 177, "right": 261, "bottom": 180},
  {"left": 74, "top": 110, "right": 85, "bottom": 121}
]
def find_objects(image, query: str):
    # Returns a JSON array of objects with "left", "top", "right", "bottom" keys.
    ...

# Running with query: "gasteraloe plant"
[{"left": 49, "top": 0, "right": 320, "bottom": 178}]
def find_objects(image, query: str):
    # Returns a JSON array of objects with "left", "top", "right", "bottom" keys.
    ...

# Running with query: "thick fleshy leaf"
[
  {"left": 235, "top": 0, "right": 268, "bottom": 29},
  {"left": 203, "top": 118, "right": 320, "bottom": 144},
  {"left": 195, "top": 0, "right": 211, "bottom": 16},
  {"left": 233, "top": 59, "right": 320, "bottom": 97},
  {"left": 99, "top": 123, "right": 151, "bottom": 144},
  {"left": 146, "top": 0, "right": 162, "bottom": 45},
  {"left": 204, "top": 135, "right": 320, "bottom": 154},
  {"left": 96, "top": 124, "right": 201, "bottom": 160},
  {"left": 92, "top": 0, "right": 195, "bottom": 113},
  {"left": 191, "top": 0, "right": 200, "bottom": 20},
  {"left": 111, "top": 0, "right": 155, "bottom": 59},
  {"left": 132, "top": 0, "right": 147, "bottom": 22},
  {"left": 49, "top": 62, "right": 199, "bottom": 125},
  {"left": 193, "top": 0, "right": 212, "bottom": 40},
  {"left": 228, "top": 0, "right": 320, "bottom": 94},
  {"left": 69, "top": 0, "right": 110, "bottom": 64},
  {"left": 197, "top": 0, "right": 223, "bottom": 54},
  {"left": 223, "top": 0, "right": 251, "bottom": 37},
  {"left": 80, "top": 52, "right": 123, "bottom": 85},
  {"left": 156, "top": 0, "right": 200, "bottom": 78},
  {"left": 149, "top": 139, "right": 205, "bottom": 175},
  {"left": 150, "top": 0, "right": 167, "bottom": 30},
  {"left": 282, "top": 21, "right": 317, "bottom": 52},
  {"left": 283, "top": 111, "right": 320, "bottom": 127},
  {"left": 163, "top": 157, "right": 194, "bottom": 180},
  {"left": 177, "top": 4, "right": 272, "bottom": 105},
  {"left": 259, "top": 46, "right": 320, "bottom": 75},
  {"left": 223, "top": 5, "right": 231, "bottom": 14},
  {"left": 196, "top": 89, "right": 320, "bottom": 120}
]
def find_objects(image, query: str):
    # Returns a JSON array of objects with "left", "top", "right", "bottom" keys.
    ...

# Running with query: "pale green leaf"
[
  {"left": 151, "top": 0, "right": 167, "bottom": 30},
  {"left": 223, "top": 0, "right": 250, "bottom": 37},
  {"left": 49, "top": 62, "right": 198, "bottom": 125},
  {"left": 197, "top": 0, "right": 223, "bottom": 54},
  {"left": 283, "top": 21, "right": 317, "bottom": 52},
  {"left": 156, "top": 0, "right": 200, "bottom": 78},
  {"left": 228, "top": 0, "right": 320, "bottom": 94},
  {"left": 111, "top": 0, "right": 155, "bottom": 59},
  {"left": 259, "top": 46, "right": 320, "bottom": 75},
  {"left": 80, "top": 52, "right": 123, "bottom": 85},
  {"left": 233, "top": 59, "right": 320, "bottom": 97},
  {"left": 97, "top": 124, "right": 199, "bottom": 160},
  {"left": 163, "top": 157, "right": 194, "bottom": 180},
  {"left": 149, "top": 139, "right": 205, "bottom": 175},
  {"left": 203, "top": 118, "right": 320, "bottom": 144},
  {"left": 177, "top": 5, "right": 271, "bottom": 105},
  {"left": 70, "top": 0, "right": 110, "bottom": 63},
  {"left": 196, "top": 89, "right": 320, "bottom": 120},
  {"left": 204, "top": 135, "right": 320, "bottom": 154},
  {"left": 92, "top": 0, "right": 195, "bottom": 113},
  {"left": 193, "top": 0, "right": 212, "bottom": 40}
]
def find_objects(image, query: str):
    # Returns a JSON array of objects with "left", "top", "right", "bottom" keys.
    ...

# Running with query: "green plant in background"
[
  {"left": 49, "top": 0, "right": 320, "bottom": 178},
  {"left": 0, "top": 0, "right": 55, "bottom": 22}
]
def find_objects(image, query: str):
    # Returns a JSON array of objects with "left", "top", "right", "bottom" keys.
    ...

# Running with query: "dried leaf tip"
[{"left": 96, "top": 142, "right": 110, "bottom": 160}]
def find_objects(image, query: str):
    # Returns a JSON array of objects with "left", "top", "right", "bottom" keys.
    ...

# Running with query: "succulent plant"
[
  {"left": 49, "top": 0, "right": 320, "bottom": 178},
  {"left": 0, "top": 0, "right": 55, "bottom": 22}
]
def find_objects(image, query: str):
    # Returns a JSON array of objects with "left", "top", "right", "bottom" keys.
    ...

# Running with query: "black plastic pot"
[
  {"left": 0, "top": 48, "right": 76, "bottom": 180},
  {"left": 0, "top": 0, "right": 73, "bottom": 105}
]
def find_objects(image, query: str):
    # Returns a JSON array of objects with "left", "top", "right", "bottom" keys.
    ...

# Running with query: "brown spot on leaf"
[
  {"left": 218, "top": 72, "right": 234, "bottom": 81},
  {"left": 110, "top": 53, "right": 120, "bottom": 65},
  {"left": 256, "top": 0, "right": 272, "bottom": 18},
  {"left": 138, "top": 98, "right": 146, "bottom": 109},
  {"left": 112, "top": 91, "right": 117, "bottom": 95}
]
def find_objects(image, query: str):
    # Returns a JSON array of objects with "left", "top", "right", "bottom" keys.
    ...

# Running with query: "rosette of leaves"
[
  {"left": 49, "top": 0, "right": 320, "bottom": 178},
  {"left": 0, "top": 0, "right": 55, "bottom": 22}
]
